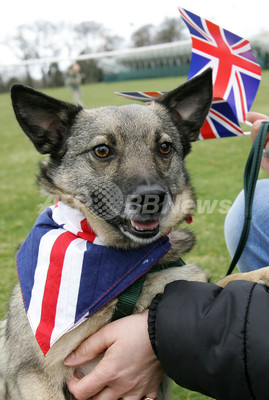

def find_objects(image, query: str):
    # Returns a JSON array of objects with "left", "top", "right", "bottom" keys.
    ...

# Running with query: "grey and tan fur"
[{"left": 1, "top": 68, "right": 269, "bottom": 399}]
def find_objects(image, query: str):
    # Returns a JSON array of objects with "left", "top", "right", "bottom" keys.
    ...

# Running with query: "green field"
[{"left": 1, "top": 71, "right": 269, "bottom": 399}]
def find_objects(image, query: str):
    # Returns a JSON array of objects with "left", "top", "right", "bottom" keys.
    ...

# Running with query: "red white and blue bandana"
[{"left": 17, "top": 201, "right": 170, "bottom": 355}]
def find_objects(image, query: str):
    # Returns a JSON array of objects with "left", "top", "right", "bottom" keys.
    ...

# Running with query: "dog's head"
[{"left": 11, "top": 69, "right": 212, "bottom": 248}]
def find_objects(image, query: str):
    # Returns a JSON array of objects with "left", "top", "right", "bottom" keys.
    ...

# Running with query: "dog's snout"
[
  {"left": 127, "top": 184, "right": 168, "bottom": 216},
  {"left": 134, "top": 184, "right": 166, "bottom": 197},
  {"left": 135, "top": 184, "right": 166, "bottom": 205}
]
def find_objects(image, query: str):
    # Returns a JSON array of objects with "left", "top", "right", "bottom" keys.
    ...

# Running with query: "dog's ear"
[
  {"left": 157, "top": 68, "right": 213, "bottom": 142},
  {"left": 11, "top": 84, "right": 81, "bottom": 156}
]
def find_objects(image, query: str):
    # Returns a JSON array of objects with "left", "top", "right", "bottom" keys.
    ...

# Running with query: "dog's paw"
[
  {"left": 217, "top": 266, "right": 269, "bottom": 288},
  {"left": 253, "top": 266, "right": 269, "bottom": 286}
]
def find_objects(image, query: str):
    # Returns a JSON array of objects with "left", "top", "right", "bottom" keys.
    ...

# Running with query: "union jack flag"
[
  {"left": 117, "top": 8, "right": 262, "bottom": 139},
  {"left": 179, "top": 8, "right": 262, "bottom": 137},
  {"left": 17, "top": 201, "right": 170, "bottom": 355}
]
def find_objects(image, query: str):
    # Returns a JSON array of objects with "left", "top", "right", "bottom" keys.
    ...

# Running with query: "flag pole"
[{"left": 243, "top": 121, "right": 252, "bottom": 136}]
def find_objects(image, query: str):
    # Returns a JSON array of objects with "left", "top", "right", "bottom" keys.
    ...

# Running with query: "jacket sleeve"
[{"left": 148, "top": 279, "right": 269, "bottom": 400}]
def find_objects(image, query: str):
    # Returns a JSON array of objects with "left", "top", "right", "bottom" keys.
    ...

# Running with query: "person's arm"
[
  {"left": 66, "top": 279, "right": 269, "bottom": 400},
  {"left": 148, "top": 280, "right": 261, "bottom": 399},
  {"left": 247, "top": 111, "right": 269, "bottom": 173}
]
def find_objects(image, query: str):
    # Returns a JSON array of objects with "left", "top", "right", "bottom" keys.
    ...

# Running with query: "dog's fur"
[{"left": 1, "top": 68, "right": 269, "bottom": 399}]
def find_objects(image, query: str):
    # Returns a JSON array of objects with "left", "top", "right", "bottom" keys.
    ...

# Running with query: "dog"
[{"left": 1, "top": 68, "right": 269, "bottom": 399}]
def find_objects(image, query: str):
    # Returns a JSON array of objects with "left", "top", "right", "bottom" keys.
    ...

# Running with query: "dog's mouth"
[
  {"left": 88, "top": 182, "right": 171, "bottom": 243},
  {"left": 120, "top": 218, "right": 161, "bottom": 242}
]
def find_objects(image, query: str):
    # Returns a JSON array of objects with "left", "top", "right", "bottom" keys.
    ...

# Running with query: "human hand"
[
  {"left": 65, "top": 311, "right": 164, "bottom": 400},
  {"left": 247, "top": 112, "right": 269, "bottom": 173}
]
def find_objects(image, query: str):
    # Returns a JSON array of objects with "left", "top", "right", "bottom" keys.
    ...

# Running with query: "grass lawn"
[{"left": 1, "top": 70, "right": 269, "bottom": 399}]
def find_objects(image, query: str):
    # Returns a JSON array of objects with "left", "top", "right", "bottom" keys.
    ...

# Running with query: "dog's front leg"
[{"left": 135, "top": 264, "right": 208, "bottom": 312}]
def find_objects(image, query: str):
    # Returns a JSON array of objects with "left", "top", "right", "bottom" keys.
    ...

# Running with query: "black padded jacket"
[{"left": 148, "top": 280, "right": 269, "bottom": 400}]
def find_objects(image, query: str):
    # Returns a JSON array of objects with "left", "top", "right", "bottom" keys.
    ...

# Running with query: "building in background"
[{"left": 98, "top": 40, "right": 192, "bottom": 82}]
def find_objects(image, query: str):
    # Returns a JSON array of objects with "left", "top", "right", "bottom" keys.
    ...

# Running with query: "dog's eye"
[
  {"left": 158, "top": 142, "right": 173, "bottom": 156},
  {"left": 93, "top": 145, "right": 111, "bottom": 159}
]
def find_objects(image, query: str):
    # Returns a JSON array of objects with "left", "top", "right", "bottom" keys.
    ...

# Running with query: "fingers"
[
  {"left": 89, "top": 388, "right": 151, "bottom": 400},
  {"left": 124, "top": 393, "right": 158, "bottom": 400},
  {"left": 65, "top": 312, "right": 149, "bottom": 367},
  {"left": 65, "top": 325, "right": 111, "bottom": 367},
  {"left": 67, "top": 364, "right": 111, "bottom": 400},
  {"left": 246, "top": 112, "right": 269, "bottom": 145},
  {"left": 68, "top": 372, "right": 159, "bottom": 400},
  {"left": 247, "top": 112, "right": 269, "bottom": 124},
  {"left": 141, "top": 391, "right": 159, "bottom": 400},
  {"left": 67, "top": 360, "right": 162, "bottom": 400},
  {"left": 65, "top": 312, "right": 162, "bottom": 400}
]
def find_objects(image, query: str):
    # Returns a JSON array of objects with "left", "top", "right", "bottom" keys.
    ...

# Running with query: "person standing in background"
[{"left": 65, "top": 62, "right": 83, "bottom": 106}]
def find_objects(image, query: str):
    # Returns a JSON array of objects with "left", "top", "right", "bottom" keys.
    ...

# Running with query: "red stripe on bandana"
[
  {"left": 78, "top": 218, "right": 97, "bottom": 242},
  {"left": 35, "top": 231, "right": 77, "bottom": 354}
]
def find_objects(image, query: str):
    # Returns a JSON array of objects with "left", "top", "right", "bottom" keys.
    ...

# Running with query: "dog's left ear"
[
  {"left": 157, "top": 68, "right": 213, "bottom": 142},
  {"left": 11, "top": 84, "right": 81, "bottom": 156}
]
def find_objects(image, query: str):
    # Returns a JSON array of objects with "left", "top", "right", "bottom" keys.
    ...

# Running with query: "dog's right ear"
[
  {"left": 156, "top": 68, "right": 213, "bottom": 142},
  {"left": 11, "top": 84, "right": 81, "bottom": 156}
]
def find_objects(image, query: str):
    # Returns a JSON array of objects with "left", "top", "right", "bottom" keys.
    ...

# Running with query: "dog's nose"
[{"left": 127, "top": 184, "right": 168, "bottom": 216}]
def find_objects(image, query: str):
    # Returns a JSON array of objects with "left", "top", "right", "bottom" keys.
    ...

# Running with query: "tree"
[
  {"left": 6, "top": 20, "right": 63, "bottom": 86},
  {"left": 154, "top": 17, "right": 187, "bottom": 44},
  {"left": 74, "top": 21, "right": 104, "bottom": 53},
  {"left": 102, "top": 35, "right": 124, "bottom": 52},
  {"left": 131, "top": 17, "right": 187, "bottom": 48},
  {"left": 47, "top": 63, "right": 64, "bottom": 87},
  {"left": 131, "top": 24, "right": 155, "bottom": 47}
]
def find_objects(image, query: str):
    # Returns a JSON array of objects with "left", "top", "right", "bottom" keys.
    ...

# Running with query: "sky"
[{"left": 0, "top": 0, "right": 268, "bottom": 65}]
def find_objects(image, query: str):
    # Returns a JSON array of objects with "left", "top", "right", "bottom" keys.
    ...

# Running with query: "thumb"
[{"left": 64, "top": 325, "right": 112, "bottom": 367}]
